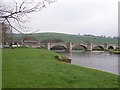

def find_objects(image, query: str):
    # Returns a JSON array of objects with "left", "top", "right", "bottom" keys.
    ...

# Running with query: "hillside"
[{"left": 14, "top": 32, "right": 118, "bottom": 44}]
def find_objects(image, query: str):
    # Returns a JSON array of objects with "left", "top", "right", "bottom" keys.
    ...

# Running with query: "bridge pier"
[
  {"left": 104, "top": 44, "right": 108, "bottom": 50},
  {"left": 46, "top": 43, "right": 51, "bottom": 50},
  {"left": 87, "top": 43, "right": 92, "bottom": 51},
  {"left": 66, "top": 43, "right": 72, "bottom": 53}
]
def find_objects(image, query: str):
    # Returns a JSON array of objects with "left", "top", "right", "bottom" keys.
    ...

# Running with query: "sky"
[{"left": 3, "top": 0, "right": 120, "bottom": 36}]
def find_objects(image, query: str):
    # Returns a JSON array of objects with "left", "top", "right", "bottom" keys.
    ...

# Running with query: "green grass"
[
  {"left": 0, "top": 49, "right": 2, "bottom": 89},
  {"left": 14, "top": 32, "right": 118, "bottom": 44},
  {"left": 109, "top": 49, "right": 120, "bottom": 54},
  {"left": 2, "top": 48, "right": 119, "bottom": 88}
]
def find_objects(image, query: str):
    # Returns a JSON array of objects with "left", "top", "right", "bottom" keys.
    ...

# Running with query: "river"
[{"left": 54, "top": 50, "right": 118, "bottom": 74}]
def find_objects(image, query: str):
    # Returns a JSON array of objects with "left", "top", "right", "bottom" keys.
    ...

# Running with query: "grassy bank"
[
  {"left": 109, "top": 49, "right": 120, "bottom": 54},
  {"left": 2, "top": 48, "right": 119, "bottom": 88},
  {"left": 0, "top": 49, "right": 2, "bottom": 89}
]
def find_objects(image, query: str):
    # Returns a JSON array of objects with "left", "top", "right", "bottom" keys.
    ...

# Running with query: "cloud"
[{"left": 24, "top": 0, "right": 119, "bottom": 36}]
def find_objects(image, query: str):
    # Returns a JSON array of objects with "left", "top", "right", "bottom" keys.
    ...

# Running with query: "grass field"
[
  {"left": 0, "top": 49, "right": 2, "bottom": 89},
  {"left": 2, "top": 48, "right": 119, "bottom": 88},
  {"left": 14, "top": 32, "right": 118, "bottom": 44}
]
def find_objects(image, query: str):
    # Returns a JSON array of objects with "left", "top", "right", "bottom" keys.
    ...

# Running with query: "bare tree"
[
  {"left": 0, "top": 0, "right": 56, "bottom": 33},
  {"left": 0, "top": 0, "right": 56, "bottom": 48}
]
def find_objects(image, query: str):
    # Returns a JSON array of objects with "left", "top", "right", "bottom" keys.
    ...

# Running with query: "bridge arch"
[
  {"left": 50, "top": 45, "right": 67, "bottom": 50},
  {"left": 40, "top": 46, "right": 45, "bottom": 48},
  {"left": 92, "top": 45, "right": 104, "bottom": 51},
  {"left": 72, "top": 44, "right": 87, "bottom": 51},
  {"left": 108, "top": 46, "right": 115, "bottom": 50}
]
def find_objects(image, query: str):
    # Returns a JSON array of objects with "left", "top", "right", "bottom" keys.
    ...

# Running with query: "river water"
[{"left": 55, "top": 50, "right": 118, "bottom": 74}]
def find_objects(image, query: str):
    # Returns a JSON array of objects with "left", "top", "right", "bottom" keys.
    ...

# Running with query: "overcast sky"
[{"left": 6, "top": 0, "right": 120, "bottom": 36}]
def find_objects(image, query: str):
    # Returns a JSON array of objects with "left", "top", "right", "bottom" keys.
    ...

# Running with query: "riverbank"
[
  {"left": 2, "top": 48, "right": 119, "bottom": 88},
  {"left": 109, "top": 49, "right": 120, "bottom": 54}
]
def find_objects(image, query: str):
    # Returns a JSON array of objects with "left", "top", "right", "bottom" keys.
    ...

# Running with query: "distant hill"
[{"left": 13, "top": 32, "right": 118, "bottom": 44}]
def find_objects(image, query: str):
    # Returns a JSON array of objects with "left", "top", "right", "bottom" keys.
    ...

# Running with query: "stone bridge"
[{"left": 40, "top": 42, "right": 118, "bottom": 52}]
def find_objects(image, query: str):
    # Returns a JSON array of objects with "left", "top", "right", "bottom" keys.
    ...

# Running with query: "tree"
[
  {"left": 0, "top": 0, "right": 56, "bottom": 47},
  {"left": 0, "top": 22, "right": 12, "bottom": 46},
  {"left": 0, "top": 0, "right": 56, "bottom": 33}
]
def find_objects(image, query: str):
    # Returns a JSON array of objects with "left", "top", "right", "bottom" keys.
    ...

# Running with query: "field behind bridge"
[{"left": 14, "top": 32, "right": 118, "bottom": 44}]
